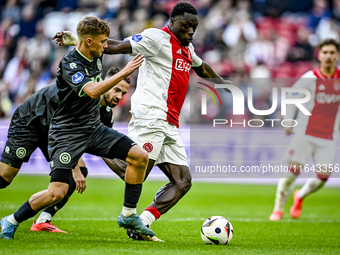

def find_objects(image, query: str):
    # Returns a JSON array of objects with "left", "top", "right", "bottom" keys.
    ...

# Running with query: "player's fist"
[{"left": 52, "top": 31, "right": 78, "bottom": 46}]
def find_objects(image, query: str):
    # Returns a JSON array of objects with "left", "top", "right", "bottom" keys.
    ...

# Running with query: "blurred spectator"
[
  {"left": 56, "top": 0, "right": 78, "bottom": 12},
  {"left": 1, "top": 0, "right": 21, "bottom": 23},
  {"left": 19, "top": 4, "right": 40, "bottom": 38},
  {"left": 307, "top": 0, "right": 332, "bottom": 31},
  {"left": 287, "top": 26, "right": 313, "bottom": 62},
  {"left": 2, "top": 37, "right": 27, "bottom": 102}
]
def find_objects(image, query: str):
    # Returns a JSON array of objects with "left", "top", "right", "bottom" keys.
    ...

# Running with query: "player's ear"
[
  {"left": 170, "top": 17, "right": 175, "bottom": 27},
  {"left": 86, "top": 38, "right": 92, "bottom": 46}
]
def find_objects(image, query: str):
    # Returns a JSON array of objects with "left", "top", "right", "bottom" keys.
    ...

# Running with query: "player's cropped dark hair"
[
  {"left": 77, "top": 16, "right": 110, "bottom": 39},
  {"left": 105, "top": 67, "right": 130, "bottom": 84},
  {"left": 319, "top": 38, "right": 339, "bottom": 52},
  {"left": 170, "top": 2, "right": 198, "bottom": 18}
]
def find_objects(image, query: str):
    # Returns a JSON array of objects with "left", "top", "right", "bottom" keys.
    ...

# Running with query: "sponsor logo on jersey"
[
  {"left": 132, "top": 34, "right": 143, "bottom": 42},
  {"left": 316, "top": 92, "right": 340, "bottom": 104},
  {"left": 50, "top": 161, "right": 54, "bottom": 168},
  {"left": 70, "top": 63, "right": 77, "bottom": 69},
  {"left": 72, "top": 72, "right": 84, "bottom": 84},
  {"left": 175, "top": 59, "right": 191, "bottom": 72},
  {"left": 5, "top": 146, "right": 10, "bottom": 153},
  {"left": 97, "top": 59, "right": 102, "bottom": 70},
  {"left": 59, "top": 152, "right": 71, "bottom": 164},
  {"left": 106, "top": 106, "right": 111, "bottom": 112},
  {"left": 176, "top": 49, "right": 182, "bottom": 54},
  {"left": 334, "top": 82, "right": 340, "bottom": 91},
  {"left": 16, "top": 147, "right": 26, "bottom": 159},
  {"left": 142, "top": 142, "right": 153, "bottom": 153},
  {"left": 318, "top": 84, "right": 326, "bottom": 90}
]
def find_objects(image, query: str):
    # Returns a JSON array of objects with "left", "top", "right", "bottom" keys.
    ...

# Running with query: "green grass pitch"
[{"left": 0, "top": 175, "right": 339, "bottom": 254}]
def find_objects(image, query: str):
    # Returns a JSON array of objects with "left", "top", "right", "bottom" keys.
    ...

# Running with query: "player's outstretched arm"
[
  {"left": 192, "top": 61, "right": 236, "bottom": 92},
  {"left": 105, "top": 39, "right": 132, "bottom": 54},
  {"left": 51, "top": 31, "right": 132, "bottom": 54},
  {"left": 84, "top": 54, "right": 144, "bottom": 99}
]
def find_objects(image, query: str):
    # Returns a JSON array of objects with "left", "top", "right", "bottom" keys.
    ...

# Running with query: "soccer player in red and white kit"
[
  {"left": 53, "top": 2, "right": 233, "bottom": 240},
  {"left": 269, "top": 38, "right": 340, "bottom": 221}
]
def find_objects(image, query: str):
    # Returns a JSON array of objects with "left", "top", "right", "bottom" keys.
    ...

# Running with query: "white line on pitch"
[{"left": 50, "top": 217, "right": 340, "bottom": 223}]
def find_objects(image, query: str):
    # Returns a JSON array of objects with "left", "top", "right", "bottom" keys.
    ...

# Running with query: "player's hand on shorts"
[
  {"left": 52, "top": 31, "right": 78, "bottom": 46},
  {"left": 122, "top": 54, "right": 144, "bottom": 76},
  {"left": 72, "top": 168, "right": 87, "bottom": 194}
]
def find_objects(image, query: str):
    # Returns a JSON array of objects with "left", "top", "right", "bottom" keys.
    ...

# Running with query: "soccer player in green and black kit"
[
  {"left": 0, "top": 17, "right": 153, "bottom": 239},
  {"left": 0, "top": 67, "right": 130, "bottom": 233}
]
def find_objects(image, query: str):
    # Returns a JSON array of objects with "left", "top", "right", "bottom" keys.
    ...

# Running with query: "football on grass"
[{"left": 200, "top": 216, "right": 233, "bottom": 245}]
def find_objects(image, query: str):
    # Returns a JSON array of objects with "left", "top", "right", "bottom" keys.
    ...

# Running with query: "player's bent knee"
[
  {"left": 48, "top": 184, "right": 69, "bottom": 203},
  {"left": 127, "top": 145, "right": 149, "bottom": 168}
]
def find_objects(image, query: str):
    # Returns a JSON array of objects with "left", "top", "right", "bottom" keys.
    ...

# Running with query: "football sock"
[
  {"left": 297, "top": 178, "right": 325, "bottom": 199},
  {"left": 7, "top": 214, "right": 19, "bottom": 226},
  {"left": 123, "top": 183, "right": 142, "bottom": 209},
  {"left": 0, "top": 175, "right": 10, "bottom": 188},
  {"left": 273, "top": 172, "right": 297, "bottom": 212},
  {"left": 13, "top": 201, "right": 37, "bottom": 223},
  {"left": 122, "top": 206, "right": 137, "bottom": 217},
  {"left": 36, "top": 212, "right": 52, "bottom": 224},
  {"left": 140, "top": 207, "right": 160, "bottom": 226}
]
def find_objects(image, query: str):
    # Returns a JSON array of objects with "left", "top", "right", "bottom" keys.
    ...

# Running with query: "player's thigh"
[
  {"left": 0, "top": 162, "right": 19, "bottom": 182},
  {"left": 128, "top": 118, "right": 166, "bottom": 161},
  {"left": 282, "top": 135, "right": 313, "bottom": 165}
]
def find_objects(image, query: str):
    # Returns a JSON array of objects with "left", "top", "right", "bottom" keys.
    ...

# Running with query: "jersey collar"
[
  {"left": 317, "top": 66, "right": 339, "bottom": 79},
  {"left": 76, "top": 48, "right": 92, "bottom": 62}
]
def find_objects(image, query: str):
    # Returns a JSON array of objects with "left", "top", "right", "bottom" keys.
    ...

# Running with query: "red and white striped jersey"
[
  {"left": 126, "top": 26, "right": 202, "bottom": 127},
  {"left": 287, "top": 67, "right": 340, "bottom": 140}
]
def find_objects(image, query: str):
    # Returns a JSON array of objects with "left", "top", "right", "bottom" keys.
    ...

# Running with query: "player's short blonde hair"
[{"left": 76, "top": 16, "right": 110, "bottom": 40}]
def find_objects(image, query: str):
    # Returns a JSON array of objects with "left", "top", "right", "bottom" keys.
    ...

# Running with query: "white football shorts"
[
  {"left": 128, "top": 116, "right": 188, "bottom": 166},
  {"left": 282, "top": 133, "right": 337, "bottom": 166}
]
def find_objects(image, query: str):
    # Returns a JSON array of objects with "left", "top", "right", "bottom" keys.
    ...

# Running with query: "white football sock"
[
  {"left": 122, "top": 206, "right": 136, "bottom": 217},
  {"left": 273, "top": 172, "right": 297, "bottom": 212},
  {"left": 7, "top": 214, "right": 19, "bottom": 226},
  {"left": 36, "top": 212, "right": 52, "bottom": 224},
  {"left": 140, "top": 210, "right": 156, "bottom": 227},
  {"left": 298, "top": 178, "right": 325, "bottom": 199}
]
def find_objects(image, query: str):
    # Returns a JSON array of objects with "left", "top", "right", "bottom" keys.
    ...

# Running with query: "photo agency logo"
[{"left": 198, "top": 83, "right": 312, "bottom": 128}]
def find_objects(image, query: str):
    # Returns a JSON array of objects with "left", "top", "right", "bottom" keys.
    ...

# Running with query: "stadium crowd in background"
[{"left": 0, "top": 0, "right": 339, "bottom": 123}]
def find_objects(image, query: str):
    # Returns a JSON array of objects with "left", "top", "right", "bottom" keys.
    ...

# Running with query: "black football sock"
[
  {"left": 13, "top": 201, "right": 37, "bottom": 223},
  {"left": 123, "top": 183, "right": 143, "bottom": 208}
]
